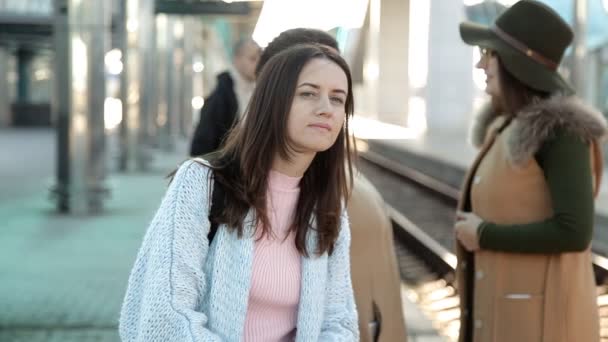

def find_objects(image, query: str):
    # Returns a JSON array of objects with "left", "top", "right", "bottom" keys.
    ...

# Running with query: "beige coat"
[
  {"left": 348, "top": 172, "right": 408, "bottom": 342},
  {"left": 457, "top": 96, "right": 606, "bottom": 342}
]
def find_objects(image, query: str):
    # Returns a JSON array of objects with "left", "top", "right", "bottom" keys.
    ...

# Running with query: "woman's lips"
[{"left": 309, "top": 123, "right": 332, "bottom": 131}]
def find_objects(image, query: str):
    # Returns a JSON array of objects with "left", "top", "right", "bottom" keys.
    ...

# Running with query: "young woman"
[
  {"left": 256, "top": 27, "right": 407, "bottom": 342},
  {"left": 119, "top": 44, "right": 359, "bottom": 341},
  {"left": 456, "top": 1, "right": 606, "bottom": 341}
]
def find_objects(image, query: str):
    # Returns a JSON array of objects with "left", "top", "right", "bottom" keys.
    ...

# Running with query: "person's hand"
[{"left": 454, "top": 211, "right": 482, "bottom": 252}]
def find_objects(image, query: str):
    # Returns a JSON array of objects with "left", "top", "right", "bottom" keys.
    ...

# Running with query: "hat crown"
[{"left": 495, "top": 0, "right": 573, "bottom": 65}]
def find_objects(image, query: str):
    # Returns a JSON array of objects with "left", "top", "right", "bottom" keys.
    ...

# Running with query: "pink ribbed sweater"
[{"left": 243, "top": 170, "right": 302, "bottom": 341}]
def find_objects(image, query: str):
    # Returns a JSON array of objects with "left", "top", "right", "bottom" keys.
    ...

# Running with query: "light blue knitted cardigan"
[{"left": 119, "top": 160, "right": 359, "bottom": 341}]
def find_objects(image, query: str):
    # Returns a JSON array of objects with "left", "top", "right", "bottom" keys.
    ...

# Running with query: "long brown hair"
[
  {"left": 210, "top": 44, "right": 354, "bottom": 257},
  {"left": 493, "top": 55, "right": 551, "bottom": 114}
]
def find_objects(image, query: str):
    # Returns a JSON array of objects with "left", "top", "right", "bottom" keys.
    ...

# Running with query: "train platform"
[
  {"left": 0, "top": 128, "right": 441, "bottom": 341},
  {"left": 0, "top": 128, "right": 186, "bottom": 341}
]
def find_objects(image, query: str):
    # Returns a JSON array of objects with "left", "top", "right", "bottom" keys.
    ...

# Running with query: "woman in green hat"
[{"left": 454, "top": 0, "right": 606, "bottom": 341}]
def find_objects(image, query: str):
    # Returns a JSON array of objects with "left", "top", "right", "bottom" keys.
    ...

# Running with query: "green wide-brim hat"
[{"left": 460, "top": 0, "right": 574, "bottom": 94}]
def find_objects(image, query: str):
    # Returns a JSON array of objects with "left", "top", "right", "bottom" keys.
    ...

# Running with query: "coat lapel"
[{"left": 457, "top": 118, "right": 510, "bottom": 342}]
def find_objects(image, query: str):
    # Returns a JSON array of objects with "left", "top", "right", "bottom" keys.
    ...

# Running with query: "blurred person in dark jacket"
[{"left": 190, "top": 38, "right": 260, "bottom": 156}]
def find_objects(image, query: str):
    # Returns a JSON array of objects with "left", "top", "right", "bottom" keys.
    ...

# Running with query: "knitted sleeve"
[
  {"left": 319, "top": 209, "right": 360, "bottom": 341},
  {"left": 119, "top": 160, "right": 222, "bottom": 342}
]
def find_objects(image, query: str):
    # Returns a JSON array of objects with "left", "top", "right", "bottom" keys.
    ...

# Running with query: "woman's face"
[
  {"left": 476, "top": 48, "right": 502, "bottom": 98},
  {"left": 286, "top": 58, "right": 348, "bottom": 155}
]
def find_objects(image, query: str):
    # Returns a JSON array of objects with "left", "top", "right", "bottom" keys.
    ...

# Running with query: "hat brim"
[{"left": 459, "top": 21, "right": 574, "bottom": 95}]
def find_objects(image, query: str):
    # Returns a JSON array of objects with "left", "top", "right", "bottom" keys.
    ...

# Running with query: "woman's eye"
[
  {"left": 331, "top": 97, "right": 345, "bottom": 105},
  {"left": 299, "top": 91, "right": 316, "bottom": 98}
]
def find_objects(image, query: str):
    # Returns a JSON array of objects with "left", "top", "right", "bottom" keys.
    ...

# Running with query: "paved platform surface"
[{"left": 0, "top": 128, "right": 185, "bottom": 341}]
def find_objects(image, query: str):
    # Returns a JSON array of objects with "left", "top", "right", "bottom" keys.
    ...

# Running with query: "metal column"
[
  {"left": 0, "top": 47, "right": 10, "bottom": 127},
  {"left": 170, "top": 18, "right": 185, "bottom": 144},
  {"left": 155, "top": 14, "right": 171, "bottom": 150},
  {"left": 181, "top": 18, "right": 196, "bottom": 138},
  {"left": 191, "top": 20, "right": 205, "bottom": 130},
  {"left": 141, "top": 0, "right": 158, "bottom": 147},
  {"left": 161, "top": 16, "right": 177, "bottom": 151},
  {"left": 118, "top": 0, "right": 135, "bottom": 171},
  {"left": 138, "top": 0, "right": 155, "bottom": 166},
  {"left": 16, "top": 48, "right": 33, "bottom": 104},
  {"left": 119, "top": 0, "right": 155, "bottom": 171},
  {"left": 52, "top": 0, "right": 110, "bottom": 214}
]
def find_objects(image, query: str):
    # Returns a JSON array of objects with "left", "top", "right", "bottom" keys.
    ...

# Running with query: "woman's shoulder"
[
  {"left": 189, "top": 157, "right": 213, "bottom": 169},
  {"left": 507, "top": 95, "right": 607, "bottom": 164},
  {"left": 170, "top": 158, "right": 214, "bottom": 190},
  {"left": 515, "top": 95, "right": 606, "bottom": 143}
]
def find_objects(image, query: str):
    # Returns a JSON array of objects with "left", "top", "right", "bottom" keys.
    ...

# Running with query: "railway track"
[{"left": 357, "top": 146, "right": 608, "bottom": 341}]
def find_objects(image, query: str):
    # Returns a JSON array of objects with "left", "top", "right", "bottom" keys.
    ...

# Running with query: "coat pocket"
[{"left": 494, "top": 294, "right": 544, "bottom": 342}]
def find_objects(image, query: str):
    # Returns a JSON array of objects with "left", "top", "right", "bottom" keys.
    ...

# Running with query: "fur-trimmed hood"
[{"left": 470, "top": 95, "right": 608, "bottom": 165}]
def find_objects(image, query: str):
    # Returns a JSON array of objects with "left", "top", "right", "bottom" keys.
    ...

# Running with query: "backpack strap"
[
  {"left": 208, "top": 176, "right": 224, "bottom": 244},
  {"left": 191, "top": 157, "right": 225, "bottom": 245}
]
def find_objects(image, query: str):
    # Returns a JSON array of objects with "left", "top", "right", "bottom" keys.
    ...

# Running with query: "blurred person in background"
[
  {"left": 190, "top": 38, "right": 260, "bottom": 156},
  {"left": 120, "top": 44, "right": 358, "bottom": 341},
  {"left": 256, "top": 28, "right": 407, "bottom": 342},
  {"left": 455, "top": 1, "right": 606, "bottom": 341}
]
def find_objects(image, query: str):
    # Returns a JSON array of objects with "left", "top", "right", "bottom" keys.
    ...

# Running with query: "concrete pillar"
[
  {"left": 52, "top": 0, "right": 110, "bottom": 214},
  {"left": 377, "top": 0, "right": 409, "bottom": 126},
  {"left": 359, "top": 0, "right": 380, "bottom": 120},
  {"left": 572, "top": 0, "right": 588, "bottom": 99},
  {"left": 360, "top": 0, "right": 410, "bottom": 126},
  {"left": 426, "top": 0, "right": 474, "bottom": 135},
  {"left": 597, "top": 48, "right": 608, "bottom": 112},
  {"left": 0, "top": 48, "right": 10, "bottom": 126}
]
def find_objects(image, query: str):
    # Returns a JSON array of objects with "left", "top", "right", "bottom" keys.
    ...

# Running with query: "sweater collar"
[{"left": 268, "top": 169, "right": 301, "bottom": 192}]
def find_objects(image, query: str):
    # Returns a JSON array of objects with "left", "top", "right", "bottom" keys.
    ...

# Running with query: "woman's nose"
[
  {"left": 475, "top": 56, "right": 486, "bottom": 70},
  {"left": 316, "top": 96, "right": 333, "bottom": 117}
]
